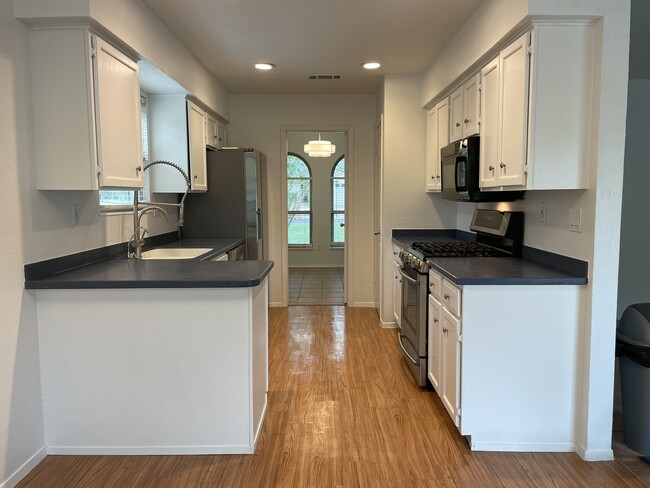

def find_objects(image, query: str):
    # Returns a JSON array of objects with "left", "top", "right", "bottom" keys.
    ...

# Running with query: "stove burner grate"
[{"left": 411, "top": 240, "right": 509, "bottom": 258}]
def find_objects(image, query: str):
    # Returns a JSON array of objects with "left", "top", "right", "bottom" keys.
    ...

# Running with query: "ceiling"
[{"left": 141, "top": 0, "right": 485, "bottom": 95}]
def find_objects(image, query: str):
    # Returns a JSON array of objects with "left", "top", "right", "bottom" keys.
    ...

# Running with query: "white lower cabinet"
[
  {"left": 428, "top": 269, "right": 462, "bottom": 428},
  {"left": 426, "top": 268, "right": 582, "bottom": 452}
]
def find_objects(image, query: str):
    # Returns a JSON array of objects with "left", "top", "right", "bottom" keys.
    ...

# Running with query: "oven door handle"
[
  {"left": 398, "top": 268, "right": 418, "bottom": 285},
  {"left": 397, "top": 332, "right": 419, "bottom": 365}
]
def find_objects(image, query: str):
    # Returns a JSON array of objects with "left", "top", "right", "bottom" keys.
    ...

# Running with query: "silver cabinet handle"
[
  {"left": 443, "top": 327, "right": 448, "bottom": 333},
  {"left": 444, "top": 293, "right": 450, "bottom": 300},
  {"left": 489, "top": 165, "right": 494, "bottom": 171},
  {"left": 500, "top": 162, "right": 506, "bottom": 169}
]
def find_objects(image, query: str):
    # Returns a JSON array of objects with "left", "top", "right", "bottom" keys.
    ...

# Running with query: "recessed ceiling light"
[
  {"left": 362, "top": 62, "right": 381, "bottom": 70},
  {"left": 254, "top": 63, "right": 275, "bottom": 70}
]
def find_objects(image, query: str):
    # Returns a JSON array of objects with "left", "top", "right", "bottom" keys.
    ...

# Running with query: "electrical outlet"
[
  {"left": 71, "top": 204, "right": 79, "bottom": 225},
  {"left": 569, "top": 207, "right": 582, "bottom": 232},
  {"left": 539, "top": 202, "right": 547, "bottom": 223}
]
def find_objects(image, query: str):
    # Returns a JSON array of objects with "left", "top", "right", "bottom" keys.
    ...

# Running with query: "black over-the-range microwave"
[{"left": 440, "top": 136, "right": 525, "bottom": 202}]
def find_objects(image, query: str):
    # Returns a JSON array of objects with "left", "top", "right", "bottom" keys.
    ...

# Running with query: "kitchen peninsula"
[{"left": 26, "top": 241, "right": 273, "bottom": 455}]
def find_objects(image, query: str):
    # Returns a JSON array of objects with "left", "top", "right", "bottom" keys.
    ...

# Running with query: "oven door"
[{"left": 398, "top": 265, "right": 428, "bottom": 386}]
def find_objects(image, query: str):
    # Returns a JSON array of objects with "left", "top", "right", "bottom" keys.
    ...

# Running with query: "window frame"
[
  {"left": 287, "top": 152, "right": 313, "bottom": 248},
  {"left": 330, "top": 155, "right": 345, "bottom": 248}
]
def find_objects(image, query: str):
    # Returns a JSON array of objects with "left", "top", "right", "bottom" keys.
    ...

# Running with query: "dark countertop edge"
[
  {"left": 428, "top": 263, "right": 588, "bottom": 286},
  {"left": 25, "top": 261, "right": 275, "bottom": 290}
]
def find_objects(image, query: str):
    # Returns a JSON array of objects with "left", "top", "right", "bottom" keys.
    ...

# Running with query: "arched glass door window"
[
  {"left": 331, "top": 156, "right": 345, "bottom": 247},
  {"left": 287, "top": 153, "right": 312, "bottom": 247}
]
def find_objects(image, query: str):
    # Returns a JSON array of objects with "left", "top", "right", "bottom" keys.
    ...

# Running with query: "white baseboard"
[
  {"left": 269, "top": 301, "right": 283, "bottom": 308},
  {"left": 575, "top": 444, "right": 614, "bottom": 461},
  {"left": 350, "top": 302, "right": 375, "bottom": 308},
  {"left": 469, "top": 442, "right": 576, "bottom": 453},
  {"left": 45, "top": 445, "right": 254, "bottom": 455},
  {"left": 0, "top": 446, "right": 47, "bottom": 488},
  {"left": 380, "top": 319, "right": 398, "bottom": 329}
]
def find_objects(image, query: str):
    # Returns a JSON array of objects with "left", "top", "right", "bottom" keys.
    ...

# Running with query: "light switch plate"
[
  {"left": 569, "top": 207, "right": 582, "bottom": 232},
  {"left": 539, "top": 202, "right": 547, "bottom": 223}
]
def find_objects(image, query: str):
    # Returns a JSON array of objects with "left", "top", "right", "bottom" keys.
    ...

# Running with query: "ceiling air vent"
[{"left": 308, "top": 74, "right": 343, "bottom": 80}]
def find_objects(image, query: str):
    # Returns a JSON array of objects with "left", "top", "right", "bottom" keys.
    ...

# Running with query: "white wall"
[
  {"left": 228, "top": 95, "right": 376, "bottom": 307},
  {"left": 420, "top": 0, "right": 631, "bottom": 461},
  {"left": 0, "top": 1, "right": 47, "bottom": 485},
  {"left": 288, "top": 132, "right": 345, "bottom": 268},
  {"left": 617, "top": 80, "right": 650, "bottom": 315},
  {"left": 2, "top": 0, "right": 232, "bottom": 485},
  {"left": 380, "top": 75, "right": 458, "bottom": 325}
]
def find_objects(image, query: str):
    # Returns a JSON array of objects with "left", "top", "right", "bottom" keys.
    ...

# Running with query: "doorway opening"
[{"left": 285, "top": 131, "right": 348, "bottom": 305}]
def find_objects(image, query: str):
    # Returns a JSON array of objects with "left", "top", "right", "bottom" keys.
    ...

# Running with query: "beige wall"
[
  {"left": 228, "top": 95, "right": 376, "bottom": 307},
  {"left": 288, "top": 132, "right": 345, "bottom": 268},
  {"left": 379, "top": 75, "right": 459, "bottom": 324}
]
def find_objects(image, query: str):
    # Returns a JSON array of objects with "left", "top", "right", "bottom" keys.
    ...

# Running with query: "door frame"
[{"left": 280, "top": 125, "right": 354, "bottom": 307}]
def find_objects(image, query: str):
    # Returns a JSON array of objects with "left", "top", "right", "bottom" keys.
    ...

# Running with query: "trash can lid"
[{"left": 619, "top": 304, "right": 650, "bottom": 347}]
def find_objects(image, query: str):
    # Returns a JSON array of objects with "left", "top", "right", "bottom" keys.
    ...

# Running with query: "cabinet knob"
[
  {"left": 464, "top": 118, "right": 470, "bottom": 124},
  {"left": 437, "top": 175, "right": 440, "bottom": 180},
  {"left": 431, "top": 175, "right": 435, "bottom": 180},
  {"left": 135, "top": 166, "right": 142, "bottom": 173},
  {"left": 434, "top": 318, "right": 439, "bottom": 323},
  {"left": 500, "top": 162, "right": 506, "bottom": 169},
  {"left": 442, "top": 327, "right": 448, "bottom": 333},
  {"left": 455, "top": 122, "right": 461, "bottom": 127},
  {"left": 489, "top": 165, "right": 494, "bottom": 171},
  {"left": 194, "top": 175, "right": 198, "bottom": 179},
  {"left": 374, "top": 230, "right": 380, "bottom": 236},
  {"left": 444, "top": 293, "right": 450, "bottom": 300}
]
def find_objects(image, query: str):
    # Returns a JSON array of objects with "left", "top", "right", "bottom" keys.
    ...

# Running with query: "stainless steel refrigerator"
[{"left": 183, "top": 148, "right": 264, "bottom": 260}]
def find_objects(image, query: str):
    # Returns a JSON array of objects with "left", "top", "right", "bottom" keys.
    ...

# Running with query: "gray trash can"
[{"left": 617, "top": 303, "right": 650, "bottom": 456}]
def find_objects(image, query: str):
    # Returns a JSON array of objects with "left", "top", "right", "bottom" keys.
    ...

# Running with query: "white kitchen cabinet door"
[
  {"left": 449, "top": 86, "right": 464, "bottom": 143},
  {"left": 206, "top": 114, "right": 219, "bottom": 150},
  {"left": 425, "top": 98, "right": 449, "bottom": 192},
  {"left": 393, "top": 261, "right": 402, "bottom": 327},
  {"left": 441, "top": 307, "right": 462, "bottom": 427},
  {"left": 217, "top": 122, "right": 228, "bottom": 149},
  {"left": 428, "top": 294, "right": 443, "bottom": 391},
  {"left": 479, "top": 57, "right": 500, "bottom": 188},
  {"left": 93, "top": 37, "right": 143, "bottom": 188},
  {"left": 462, "top": 73, "right": 480, "bottom": 137},
  {"left": 187, "top": 100, "right": 208, "bottom": 191},
  {"left": 497, "top": 32, "right": 529, "bottom": 187},
  {"left": 29, "top": 27, "right": 142, "bottom": 190}
]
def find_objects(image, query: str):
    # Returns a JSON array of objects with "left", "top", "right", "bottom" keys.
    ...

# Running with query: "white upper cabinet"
[
  {"left": 206, "top": 114, "right": 218, "bottom": 150},
  {"left": 449, "top": 73, "right": 480, "bottom": 143},
  {"left": 187, "top": 100, "right": 208, "bottom": 191},
  {"left": 479, "top": 22, "right": 595, "bottom": 190},
  {"left": 30, "top": 27, "right": 143, "bottom": 190},
  {"left": 148, "top": 96, "right": 207, "bottom": 192},
  {"left": 425, "top": 98, "right": 449, "bottom": 192},
  {"left": 217, "top": 122, "right": 228, "bottom": 149}
]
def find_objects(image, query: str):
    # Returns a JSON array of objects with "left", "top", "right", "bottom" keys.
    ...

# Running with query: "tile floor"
[{"left": 288, "top": 267, "right": 344, "bottom": 305}]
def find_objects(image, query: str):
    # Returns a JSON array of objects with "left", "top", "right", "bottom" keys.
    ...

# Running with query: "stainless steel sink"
[{"left": 139, "top": 248, "right": 212, "bottom": 260}]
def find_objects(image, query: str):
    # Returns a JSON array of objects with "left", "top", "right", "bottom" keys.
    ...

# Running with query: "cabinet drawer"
[
  {"left": 441, "top": 280, "right": 462, "bottom": 317},
  {"left": 429, "top": 269, "right": 443, "bottom": 299}
]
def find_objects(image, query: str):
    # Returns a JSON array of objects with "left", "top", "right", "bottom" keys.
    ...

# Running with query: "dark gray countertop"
[
  {"left": 392, "top": 230, "right": 587, "bottom": 286},
  {"left": 25, "top": 238, "right": 274, "bottom": 289}
]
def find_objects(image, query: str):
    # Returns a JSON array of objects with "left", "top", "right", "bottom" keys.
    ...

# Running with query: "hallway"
[{"left": 19, "top": 307, "right": 644, "bottom": 487}]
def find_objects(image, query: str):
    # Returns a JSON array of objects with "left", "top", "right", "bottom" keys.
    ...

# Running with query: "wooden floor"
[{"left": 19, "top": 306, "right": 646, "bottom": 487}]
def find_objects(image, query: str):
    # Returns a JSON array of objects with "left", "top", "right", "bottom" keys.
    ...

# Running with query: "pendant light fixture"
[{"left": 304, "top": 133, "right": 336, "bottom": 157}]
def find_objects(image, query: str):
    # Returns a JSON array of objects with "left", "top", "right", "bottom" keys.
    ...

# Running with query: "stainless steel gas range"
[{"left": 397, "top": 209, "right": 524, "bottom": 387}]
